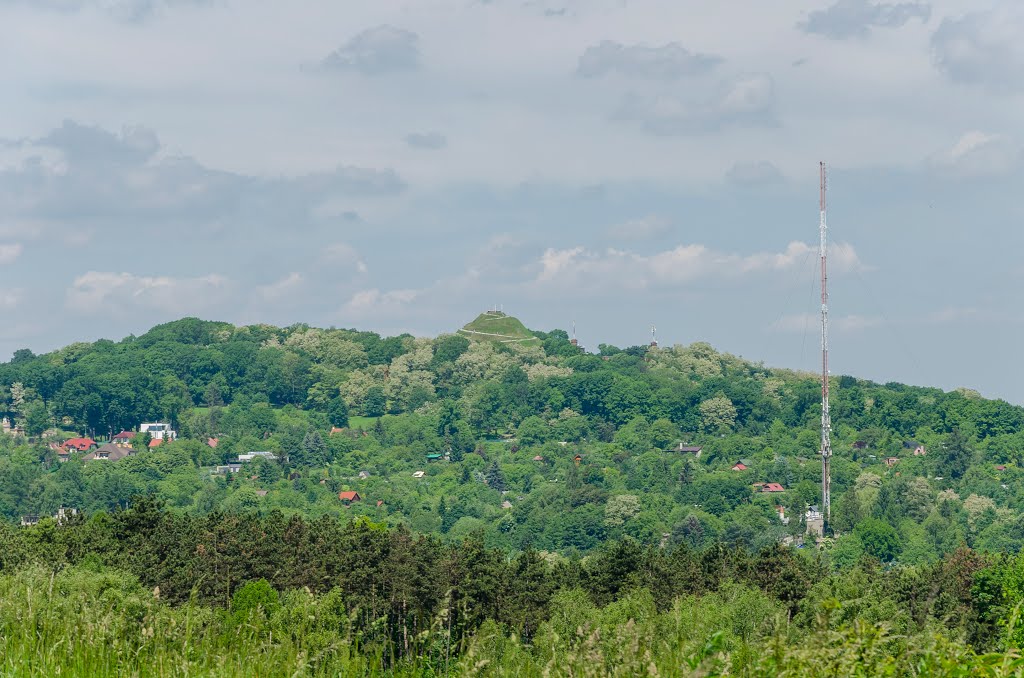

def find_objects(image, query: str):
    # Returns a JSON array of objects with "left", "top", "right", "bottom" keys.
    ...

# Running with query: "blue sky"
[{"left": 1, "top": 0, "right": 1022, "bottom": 403}]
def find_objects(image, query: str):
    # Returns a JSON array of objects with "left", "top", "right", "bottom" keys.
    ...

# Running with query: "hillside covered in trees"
[{"left": 1, "top": 315, "right": 1023, "bottom": 564}]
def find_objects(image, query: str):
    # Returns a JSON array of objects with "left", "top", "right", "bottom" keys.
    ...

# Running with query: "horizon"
[
  {"left": 5, "top": 311, "right": 1016, "bottom": 407},
  {"left": 2, "top": 1, "right": 1022, "bottom": 404}
]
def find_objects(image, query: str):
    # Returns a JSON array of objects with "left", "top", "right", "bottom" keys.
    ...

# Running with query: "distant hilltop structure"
[{"left": 457, "top": 311, "right": 541, "bottom": 346}]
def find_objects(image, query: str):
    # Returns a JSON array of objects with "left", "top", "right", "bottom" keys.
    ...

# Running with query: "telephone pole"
[{"left": 819, "top": 161, "right": 832, "bottom": 524}]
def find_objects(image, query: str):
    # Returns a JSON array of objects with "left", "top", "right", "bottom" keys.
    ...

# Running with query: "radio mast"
[{"left": 819, "top": 162, "right": 832, "bottom": 523}]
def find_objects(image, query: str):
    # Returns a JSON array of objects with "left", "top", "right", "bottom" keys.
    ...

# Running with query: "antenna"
[
  {"left": 650, "top": 323, "right": 658, "bottom": 348},
  {"left": 819, "top": 161, "right": 832, "bottom": 525},
  {"left": 571, "top": 320, "right": 578, "bottom": 347}
]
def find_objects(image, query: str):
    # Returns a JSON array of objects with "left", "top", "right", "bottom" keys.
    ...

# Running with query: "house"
[
  {"left": 913, "top": 445, "right": 927, "bottom": 456},
  {"left": 358, "top": 470, "right": 371, "bottom": 480},
  {"left": 148, "top": 438, "right": 164, "bottom": 449},
  {"left": 412, "top": 471, "right": 426, "bottom": 478},
  {"left": 207, "top": 437, "right": 219, "bottom": 448},
  {"left": 501, "top": 500, "right": 513, "bottom": 510},
  {"left": 533, "top": 455, "right": 544, "bottom": 462},
  {"left": 255, "top": 490, "right": 269, "bottom": 497},
  {"left": 426, "top": 454, "right": 443, "bottom": 462},
  {"left": 573, "top": 454, "right": 583, "bottom": 464},
  {"left": 20, "top": 515, "right": 40, "bottom": 527},
  {"left": 214, "top": 463, "right": 243, "bottom": 475},
  {"left": 140, "top": 422, "right": 177, "bottom": 441},
  {"left": 112, "top": 431, "right": 135, "bottom": 447},
  {"left": 83, "top": 443, "right": 131, "bottom": 462},
  {"left": 678, "top": 444, "right": 703, "bottom": 457},
  {"left": 884, "top": 457, "right": 900, "bottom": 468},
  {"left": 376, "top": 500, "right": 384, "bottom": 507},
  {"left": 2, "top": 417, "right": 25, "bottom": 437},
  {"left": 731, "top": 462, "right": 748, "bottom": 471},
  {"left": 63, "top": 437, "right": 96, "bottom": 453},
  {"left": 775, "top": 505, "right": 790, "bottom": 525},
  {"left": 761, "top": 483, "right": 785, "bottom": 493},
  {"left": 996, "top": 465, "right": 1007, "bottom": 472},
  {"left": 55, "top": 507, "right": 78, "bottom": 524},
  {"left": 338, "top": 491, "right": 361, "bottom": 504},
  {"left": 237, "top": 451, "right": 278, "bottom": 462},
  {"left": 805, "top": 506, "right": 824, "bottom": 537},
  {"left": 330, "top": 427, "right": 346, "bottom": 435},
  {"left": 852, "top": 441, "right": 868, "bottom": 450}
]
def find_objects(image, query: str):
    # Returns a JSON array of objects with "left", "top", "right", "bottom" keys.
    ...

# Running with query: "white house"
[
  {"left": 140, "top": 422, "right": 177, "bottom": 440},
  {"left": 237, "top": 451, "right": 278, "bottom": 462}
]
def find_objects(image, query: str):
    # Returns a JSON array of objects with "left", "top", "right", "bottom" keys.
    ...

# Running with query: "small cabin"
[{"left": 338, "top": 491, "right": 361, "bottom": 504}]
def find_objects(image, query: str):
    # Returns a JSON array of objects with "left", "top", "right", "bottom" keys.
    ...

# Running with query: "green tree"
[
  {"left": 940, "top": 428, "right": 974, "bottom": 480},
  {"left": 327, "top": 395, "right": 350, "bottom": 428},
  {"left": 700, "top": 396, "right": 737, "bottom": 433},
  {"left": 855, "top": 518, "right": 901, "bottom": 562},
  {"left": 364, "top": 386, "right": 387, "bottom": 417}
]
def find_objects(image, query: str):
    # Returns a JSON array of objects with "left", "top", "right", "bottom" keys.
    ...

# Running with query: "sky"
[{"left": 1, "top": 0, "right": 1023, "bottom": 403}]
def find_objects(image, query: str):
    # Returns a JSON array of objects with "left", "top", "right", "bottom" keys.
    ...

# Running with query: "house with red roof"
[
  {"left": 111, "top": 431, "right": 134, "bottom": 447},
  {"left": 731, "top": 462, "right": 748, "bottom": 471},
  {"left": 760, "top": 483, "right": 785, "bottom": 493},
  {"left": 338, "top": 491, "right": 361, "bottom": 504},
  {"left": 148, "top": 438, "right": 164, "bottom": 449},
  {"left": 63, "top": 438, "right": 96, "bottom": 453}
]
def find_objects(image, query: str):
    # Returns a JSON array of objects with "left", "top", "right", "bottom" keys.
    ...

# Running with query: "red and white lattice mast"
[{"left": 819, "top": 162, "right": 832, "bottom": 524}]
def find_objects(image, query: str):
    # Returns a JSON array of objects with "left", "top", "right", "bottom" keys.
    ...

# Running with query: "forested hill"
[{"left": 1, "top": 315, "right": 1024, "bottom": 561}]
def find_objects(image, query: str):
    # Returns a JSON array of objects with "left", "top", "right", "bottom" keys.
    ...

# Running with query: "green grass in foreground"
[{"left": 4, "top": 564, "right": 1024, "bottom": 677}]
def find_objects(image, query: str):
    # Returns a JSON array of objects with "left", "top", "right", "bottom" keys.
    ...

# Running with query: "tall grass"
[{"left": 2, "top": 566, "right": 1024, "bottom": 677}]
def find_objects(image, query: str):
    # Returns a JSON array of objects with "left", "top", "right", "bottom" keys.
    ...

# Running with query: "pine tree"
[{"left": 485, "top": 461, "right": 506, "bottom": 491}]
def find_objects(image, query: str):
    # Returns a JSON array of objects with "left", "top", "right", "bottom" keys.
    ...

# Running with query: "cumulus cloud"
[
  {"left": 799, "top": 0, "right": 931, "bottom": 39},
  {"left": 404, "top": 132, "right": 447, "bottom": 150},
  {"left": 929, "top": 131, "right": 1022, "bottom": 176},
  {"left": 319, "top": 25, "right": 420, "bottom": 75},
  {"left": 66, "top": 271, "right": 230, "bottom": 314},
  {"left": 342, "top": 288, "right": 420, "bottom": 315},
  {"left": 532, "top": 240, "right": 864, "bottom": 291},
  {"left": 726, "top": 161, "right": 786, "bottom": 186},
  {"left": 614, "top": 74, "right": 774, "bottom": 135},
  {"left": 931, "top": 5, "right": 1024, "bottom": 92},
  {"left": 576, "top": 40, "right": 722, "bottom": 79},
  {"left": 0, "top": 243, "right": 23, "bottom": 264},
  {"left": 0, "top": 120, "right": 404, "bottom": 243}
]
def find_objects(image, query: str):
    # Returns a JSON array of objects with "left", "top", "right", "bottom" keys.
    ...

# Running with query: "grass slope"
[{"left": 457, "top": 311, "right": 540, "bottom": 346}]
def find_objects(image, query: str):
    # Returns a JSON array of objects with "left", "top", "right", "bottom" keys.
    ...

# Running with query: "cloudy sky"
[{"left": 1, "top": 0, "right": 1023, "bottom": 402}]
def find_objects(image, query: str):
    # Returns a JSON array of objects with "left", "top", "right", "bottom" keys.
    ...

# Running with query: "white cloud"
[
  {"left": 799, "top": 0, "right": 931, "bottom": 40},
  {"left": 257, "top": 272, "right": 303, "bottom": 303},
  {"left": 576, "top": 40, "right": 721, "bottom": 80},
  {"left": 0, "top": 243, "right": 23, "bottom": 264},
  {"left": 66, "top": 271, "right": 229, "bottom": 313},
  {"left": 319, "top": 25, "right": 420, "bottom": 75},
  {"left": 532, "top": 240, "right": 864, "bottom": 290},
  {"left": 931, "top": 4, "right": 1024, "bottom": 92},
  {"left": 613, "top": 74, "right": 775, "bottom": 136},
  {"left": 342, "top": 288, "right": 420, "bottom": 315},
  {"left": 929, "top": 131, "right": 1021, "bottom": 176},
  {"left": 0, "top": 288, "right": 23, "bottom": 309}
]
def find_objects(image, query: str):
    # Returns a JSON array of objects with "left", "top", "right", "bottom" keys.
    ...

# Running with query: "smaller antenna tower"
[
  {"left": 650, "top": 323, "right": 658, "bottom": 348},
  {"left": 571, "top": 321, "right": 578, "bottom": 346}
]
